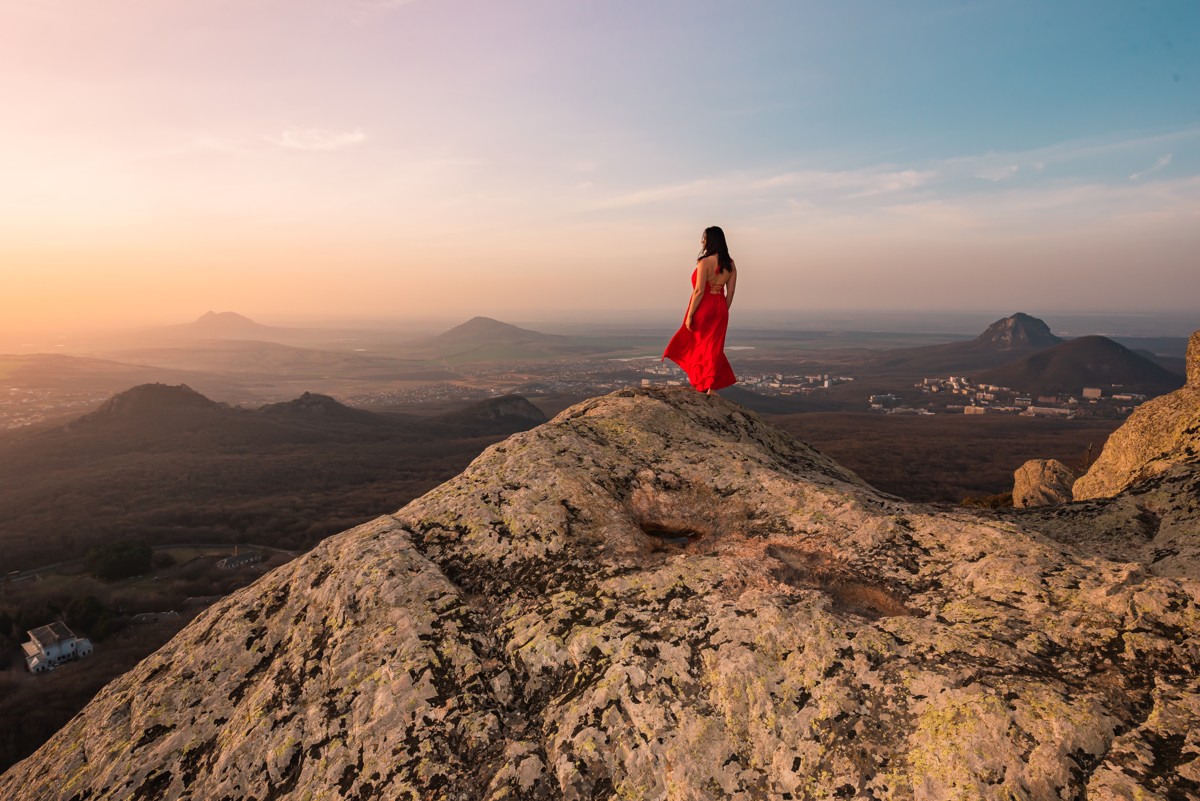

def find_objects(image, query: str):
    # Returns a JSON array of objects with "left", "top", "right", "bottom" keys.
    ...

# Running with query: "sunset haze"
[{"left": 2, "top": 0, "right": 1197, "bottom": 337}]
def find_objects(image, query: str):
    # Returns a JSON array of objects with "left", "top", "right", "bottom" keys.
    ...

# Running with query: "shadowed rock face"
[
  {"left": 3, "top": 388, "right": 1199, "bottom": 800},
  {"left": 1073, "top": 330, "right": 1200, "bottom": 500}
]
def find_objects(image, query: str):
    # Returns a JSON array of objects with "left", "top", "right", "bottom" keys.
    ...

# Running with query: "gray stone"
[{"left": 1012, "top": 458, "right": 1077, "bottom": 508}]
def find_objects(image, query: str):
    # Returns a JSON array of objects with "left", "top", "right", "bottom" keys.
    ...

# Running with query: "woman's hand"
[{"left": 684, "top": 316, "right": 694, "bottom": 331}]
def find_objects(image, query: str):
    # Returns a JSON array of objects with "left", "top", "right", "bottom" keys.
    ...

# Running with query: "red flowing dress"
[{"left": 662, "top": 267, "right": 737, "bottom": 392}]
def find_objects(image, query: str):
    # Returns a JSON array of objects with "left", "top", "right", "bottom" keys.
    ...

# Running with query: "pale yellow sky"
[{"left": 2, "top": 1, "right": 1197, "bottom": 338}]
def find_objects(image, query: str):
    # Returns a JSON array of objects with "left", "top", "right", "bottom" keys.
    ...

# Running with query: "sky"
[{"left": 1, "top": 0, "right": 1197, "bottom": 335}]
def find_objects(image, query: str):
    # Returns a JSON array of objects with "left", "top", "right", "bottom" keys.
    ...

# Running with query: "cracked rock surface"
[{"left": 2, "top": 387, "right": 1199, "bottom": 800}]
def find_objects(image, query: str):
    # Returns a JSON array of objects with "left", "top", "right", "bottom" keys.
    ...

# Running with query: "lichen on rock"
[{"left": 2, "top": 387, "right": 1199, "bottom": 800}]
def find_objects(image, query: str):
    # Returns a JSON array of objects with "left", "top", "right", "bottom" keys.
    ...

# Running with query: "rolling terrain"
[
  {"left": 973, "top": 335, "right": 1185, "bottom": 396},
  {"left": 0, "top": 385, "right": 547, "bottom": 572},
  {"left": 0, "top": 315, "right": 1189, "bottom": 780},
  {"left": 861, "top": 312, "right": 1064, "bottom": 376}
]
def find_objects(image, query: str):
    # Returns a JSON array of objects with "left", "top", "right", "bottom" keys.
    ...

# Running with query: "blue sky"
[{"left": 0, "top": 0, "right": 1196, "bottom": 331}]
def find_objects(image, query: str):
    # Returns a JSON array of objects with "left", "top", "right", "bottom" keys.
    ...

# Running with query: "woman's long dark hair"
[{"left": 698, "top": 226, "right": 736, "bottom": 274}]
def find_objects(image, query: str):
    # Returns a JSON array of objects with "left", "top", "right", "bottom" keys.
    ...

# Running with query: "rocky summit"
[
  {"left": 971, "top": 312, "right": 1062, "bottom": 350},
  {"left": 3, "top": 387, "right": 1200, "bottom": 800},
  {"left": 1073, "top": 330, "right": 1200, "bottom": 501}
]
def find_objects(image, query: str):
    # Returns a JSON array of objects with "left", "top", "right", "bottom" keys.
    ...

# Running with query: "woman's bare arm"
[
  {"left": 684, "top": 258, "right": 711, "bottom": 330},
  {"left": 725, "top": 268, "right": 737, "bottom": 309}
]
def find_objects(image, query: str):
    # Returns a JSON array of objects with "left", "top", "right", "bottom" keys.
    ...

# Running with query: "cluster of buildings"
[
  {"left": 740, "top": 373, "right": 852, "bottom": 395},
  {"left": 897, "top": 376, "right": 1151, "bottom": 418},
  {"left": 0, "top": 387, "right": 111, "bottom": 430}
]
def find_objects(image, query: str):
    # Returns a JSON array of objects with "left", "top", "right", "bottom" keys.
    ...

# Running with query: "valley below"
[{"left": 0, "top": 311, "right": 1192, "bottom": 781}]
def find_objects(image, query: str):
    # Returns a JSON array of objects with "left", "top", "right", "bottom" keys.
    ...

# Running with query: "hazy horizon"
[
  {"left": 2, "top": 1, "right": 1197, "bottom": 335},
  {"left": 2, "top": 308, "right": 1197, "bottom": 354}
]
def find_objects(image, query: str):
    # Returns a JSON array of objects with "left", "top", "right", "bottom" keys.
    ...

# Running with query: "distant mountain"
[
  {"left": 868, "top": 313, "right": 1064, "bottom": 376},
  {"left": 434, "top": 394, "right": 548, "bottom": 430},
  {"left": 82, "top": 383, "right": 224, "bottom": 420},
  {"left": 64, "top": 384, "right": 240, "bottom": 441},
  {"left": 182, "top": 311, "right": 277, "bottom": 339},
  {"left": 433, "top": 316, "right": 561, "bottom": 345},
  {"left": 973, "top": 336, "right": 1185, "bottom": 397},
  {"left": 257, "top": 392, "right": 381, "bottom": 425},
  {"left": 418, "top": 316, "right": 575, "bottom": 364},
  {"left": 971, "top": 313, "right": 1063, "bottom": 350}
]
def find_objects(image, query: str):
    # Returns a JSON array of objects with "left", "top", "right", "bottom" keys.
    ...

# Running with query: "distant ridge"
[
  {"left": 80, "top": 383, "right": 224, "bottom": 422},
  {"left": 256, "top": 392, "right": 379, "bottom": 424},
  {"left": 434, "top": 316, "right": 560, "bottom": 345},
  {"left": 870, "top": 313, "right": 1064, "bottom": 375},
  {"left": 0, "top": 386, "right": 549, "bottom": 574},
  {"left": 972, "top": 313, "right": 1062, "bottom": 350},
  {"left": 183, "top": 311, "right": 276, "bottom": 338},
  {"left": 435, "top": 394, "right": 548, "bottom": 429},
  {"left": 974, "top": 335, "right": 1185, "bottom": 397}
]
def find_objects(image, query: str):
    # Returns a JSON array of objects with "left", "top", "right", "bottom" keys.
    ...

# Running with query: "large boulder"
[
  {"left": 1073, "top": 330, "right": 1200, "bottom": 500},
  {"left": 3, "top": 388, "right": 1199, "bottom": 800},
  {"left": 1012, "top": 458, "right": 1078, "bottom": 508}
]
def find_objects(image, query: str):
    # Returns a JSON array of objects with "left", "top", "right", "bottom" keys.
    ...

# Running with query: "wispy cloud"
[
  {"left": 1129, "top": 153, "right": 1173, "bottom": 181},
  {"left": 593, "top": 166, "right": 933, "bottom": 210},
  {"left": 267, "top": 128, "right": 366, "bottom": 152},
  {"left": 753, "top": 168, "right": 933, "bottom": 198},
  {"left": 936, "top": 127, "right": 1198, "bottom": 184},
  {"left": 975, "top": 164, "right": 1019, "bottom": 182}
]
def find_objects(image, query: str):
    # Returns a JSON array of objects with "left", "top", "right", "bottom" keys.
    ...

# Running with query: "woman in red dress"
[{"left": 663, "top": 226, "right": 738, "bottom": 394}]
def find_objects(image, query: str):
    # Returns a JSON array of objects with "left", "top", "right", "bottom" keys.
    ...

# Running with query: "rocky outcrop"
[
  {"left": 1012, "top": 458, "right": 1078, "bottom": 508},
  {"left": 1015, "top": 463, "right": 1200, "bottom": 580},
  {"left": 1192, "top": 330, "right": 1200, "bottom": 386},
  {"left": 1073, "top": 330, "right": 1200, "bottom": 500},
  {"left": 3, "top": 388, "right": 1200, "bottom": 800},
  {"left": 972, "top": 312, "right": 1062, "bottom": 349}
]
